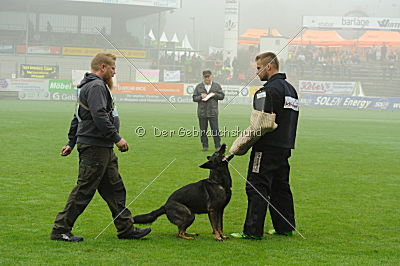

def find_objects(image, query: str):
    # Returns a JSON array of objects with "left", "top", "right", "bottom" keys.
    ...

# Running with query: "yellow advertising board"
[{"left": 62, "top": 47, "right": 147, "bottom": 58}]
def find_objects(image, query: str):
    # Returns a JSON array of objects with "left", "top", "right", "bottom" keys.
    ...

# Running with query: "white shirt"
[{"left": 204, "top": 81, "right": 212, "bottom": 93}]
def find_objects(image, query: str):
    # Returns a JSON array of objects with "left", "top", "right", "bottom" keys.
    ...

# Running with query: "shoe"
[
  {"left": 118, "top": 227, "right": 151, "bottom": 239},
  {"left": 230, "top": 232, "right": 262, "bottom": 240},
  {"left": 267, "top": 229, "right": 293, "bottom": 236},
  {"left": 50, "top": 232, "right": 84, "bottom": 242},
  {"left": 202, "top": 147, "right": 209, "bottom": 152}
]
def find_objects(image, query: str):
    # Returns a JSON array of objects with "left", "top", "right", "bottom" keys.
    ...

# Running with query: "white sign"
[
  {"left": 223, "top": 0, "right": 239, "bottom": 61},
  {"left": 0, "top": 78, "right": 48, "bottom": 92},
  {"left": 303, "top": 16, "right": 400, "bottom": 31},
  {"left": 135, "top": 69, "right": 159, "bottom": 83},
  {"left": 164, "top": 70, "right": 181, "bottom": 82},
  {"left": 209, "top": 46, "right": 224, "bottom": 55},
  {"left": 67, "top": 0, "right": 181, "bottom": 8},
  {"left": 299, "top": 80, "right": 357, "bottom": 95},
  {"left": 72, "top": 70, "right": 88, "bottom": 86},
  {"left": 183, "top": 83, "right": 248, "bottom": 98},
  {"left": 18, "top": 90, "right": 50, "bottom": 100}
]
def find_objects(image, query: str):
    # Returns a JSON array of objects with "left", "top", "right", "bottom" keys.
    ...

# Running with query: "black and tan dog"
[{"left": 133, "top": 144, "right": 234, "bottom": 241}]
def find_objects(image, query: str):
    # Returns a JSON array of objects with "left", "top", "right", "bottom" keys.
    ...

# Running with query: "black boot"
[
  {"left": 118, "top": 227, "right": 151, "bottom": 239},
  {"left": 50, "top": 231, "right": 84, "bottom": 242}
]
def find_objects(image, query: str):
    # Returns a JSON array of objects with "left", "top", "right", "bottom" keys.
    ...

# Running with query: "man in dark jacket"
[
  {"left": 231, "top": 52, "right": 299, "bottom": 240},
  {"left": 50, "top": 53, "right": 151, "bottom": 242},
  {"left": 192, "top": 70, "right": 225, "bottom": 151}
]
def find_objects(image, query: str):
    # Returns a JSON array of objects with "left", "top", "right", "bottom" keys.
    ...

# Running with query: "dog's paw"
[
  {"left": 214, "top": 235, "right": 224, "bottom": 242},
  {"left": 177, "top": 233, "right": 195, "bottom": 240}
]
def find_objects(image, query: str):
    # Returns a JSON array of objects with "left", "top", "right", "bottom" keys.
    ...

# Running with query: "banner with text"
[
  {"left": 115, "top": 82, "right": 183, "bottom": 95},
  {"left": 0, "top": 78, "right": 48, "bottom": 92},
  {"left": 299, "top": 80, "right": 358, "bottom": 95},
  {"left": 303, "top": 16, "right": 400, "bottom": 31},
  {"left": 63, "top": 47, "right": 146, "bottom": 58},
  {"left": 163, "top": 70, "right": 181, "bottom": 82},
  {"left": 0, "top": 45, "right": 14, "bottom": 53},
  {"left": 20, "top": 64, "right": 59, "bottom": 79},
  {"left": 17, "top": 45, "right": 61, "bottom": 55},
  {"left": 300, "top": 94, "right": 400, "bottom": 111},
  {"left": 48, "top": 80, "right": 75, "bottom": 93},
  {"left": 135, "top": 69, "right": 159, "bottom": 83},
  {"left": 183, "top": 83, "right": 249, "bottom": 98}
]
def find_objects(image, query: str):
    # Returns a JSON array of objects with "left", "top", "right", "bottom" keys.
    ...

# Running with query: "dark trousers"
[
  {"left": 52, "top": 144, "right": 135, "bottom": 238},
  {"left": 243, "top": 148, "right": 295, "bottom": 237},
  {"left": 198, "top": 117, "right": 221, "bottom": 149}
]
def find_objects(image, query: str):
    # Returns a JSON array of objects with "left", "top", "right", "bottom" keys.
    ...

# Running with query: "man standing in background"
[{"left": 192, "top": 70, "right": 225, "bottom": 151}]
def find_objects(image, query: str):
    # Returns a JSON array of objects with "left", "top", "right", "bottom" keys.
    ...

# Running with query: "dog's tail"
[{"left": 133, "top": 206, "right": 166, "bottom": 224}]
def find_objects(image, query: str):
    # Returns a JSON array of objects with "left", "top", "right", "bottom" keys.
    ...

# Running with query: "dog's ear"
[
  {"left": 217, "top": 144, "right": 226, "bottom": 154},
  {"left": 199, "top": 160, "right": 216, "bottom": 169}
]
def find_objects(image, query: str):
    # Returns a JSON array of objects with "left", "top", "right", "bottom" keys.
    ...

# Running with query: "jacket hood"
[{"left": 77, "top": 73, "right": 102, "bottom": 88}]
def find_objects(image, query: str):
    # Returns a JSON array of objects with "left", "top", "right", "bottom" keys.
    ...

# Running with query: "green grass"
[{"left": 0, "top": 100, "right": 399, "bottom": 265}]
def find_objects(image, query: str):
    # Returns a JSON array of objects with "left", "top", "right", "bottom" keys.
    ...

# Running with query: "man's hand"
[
  {"left": 60, "top": 145, "right": 72, "bottom": 156},
  {"left": 116, "top": 138, "right": 129, "bottom": 152},
  {"left": 201, "top": 92, "right": 215, "bottom": 102},
  {"left": 201, "top": 93, "right": 207, "bottom": 99}
]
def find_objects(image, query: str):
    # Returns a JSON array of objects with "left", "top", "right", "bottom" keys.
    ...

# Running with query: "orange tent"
[
  {"left": 291, "top": 30, "right": 354, "bottom": 46},
  {"left": 238, "top": 28, "right": 282, "bottom": 45},
  {"left": 357, "top": 30, "right": 400, "bottom": 46}
]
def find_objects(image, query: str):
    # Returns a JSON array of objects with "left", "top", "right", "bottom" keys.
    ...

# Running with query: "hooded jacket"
[
  {"left": 66, "top": 73, "right": 121, "bottom": 149},
  {"left": 252, "top": 73, "right": 299, "bottom": 150}
]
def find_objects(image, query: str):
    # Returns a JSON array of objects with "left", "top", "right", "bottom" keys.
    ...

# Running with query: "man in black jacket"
[
  {"left": 50, "top": 53, "right": 151, "bottom": 242},
  {"left": 192, "top": 70, "right": 225, "bottom": 151},
  {"left": 231, "top": 52, "right": 299, "bottom": 240}
]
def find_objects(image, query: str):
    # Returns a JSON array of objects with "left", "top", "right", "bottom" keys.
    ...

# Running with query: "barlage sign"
[{"left": 303, "top": 16, "right": 400, "bottom": 31}]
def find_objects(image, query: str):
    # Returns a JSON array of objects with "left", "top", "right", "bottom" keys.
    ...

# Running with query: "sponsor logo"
[
  {"left": 252, "top": 152, "right": 262, "bottom": 173},
  {"left": 284, "top": 96, "right": 299, "bottom": 111},
  {"left": 256, "top": 91, "right": 266, "bottom": 99},
  {"left": 0, "top": 79, "right": 8, "bottom": 89},
  {"left": 315, "top": 96, "right": 343, "bottom": 106},
  {"left": 343, "top": 98, "right": 372, "bottom": 109},
  {"left": 186, "top": 85, "right": 195, "bottom": 95},
  {"left": 51, "top": 92, "right": 77, "bottom": 101},
  {"left": 49, "top": 80, "right": 74, "bottom": 92},
  {"left": 377, "top": 19, "right": 400, "bottom": 29},
  {"left": 374, "top": 101, "right": 389, "bottom": 110},
  {"left": 342, "top": 17, "right": 370, "bottom": 27},
  {"left": 392, "top": 103, "right": 400, "bottom": 109},
  {"left": 225, "top": 19, "right": 237, "bottom": 31}
]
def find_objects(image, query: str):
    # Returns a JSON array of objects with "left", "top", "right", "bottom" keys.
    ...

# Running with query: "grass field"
[{"left": 0, "top": 100, "right": 399, "bottom": 265}]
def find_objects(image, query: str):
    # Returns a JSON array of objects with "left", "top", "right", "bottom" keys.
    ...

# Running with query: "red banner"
[
  {"left": 17, "top": 45, "right": 61, "bottom": 55},
  {"left": 114, "top": 82, "right": 184, "bottom": 95}
]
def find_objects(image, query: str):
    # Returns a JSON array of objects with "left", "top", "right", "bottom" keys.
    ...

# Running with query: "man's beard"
[
  {"left": 259, "top": 74, "right": 268, "bottom": 82},
  {"left": 103, "top": 75, "right": 113, "bottom": 90}
]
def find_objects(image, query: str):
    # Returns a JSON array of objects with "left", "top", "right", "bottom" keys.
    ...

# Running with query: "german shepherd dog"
[{"left": 133, "top": 144, "right": 234, "bottom": 241}]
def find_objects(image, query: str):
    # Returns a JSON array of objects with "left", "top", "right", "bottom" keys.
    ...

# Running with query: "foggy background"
[
  {"left": 0, "top": 0, "right": 399, "bottom": 103},
  {"left": 163, "top": 0, "right": 400, "bottom": 51}
]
